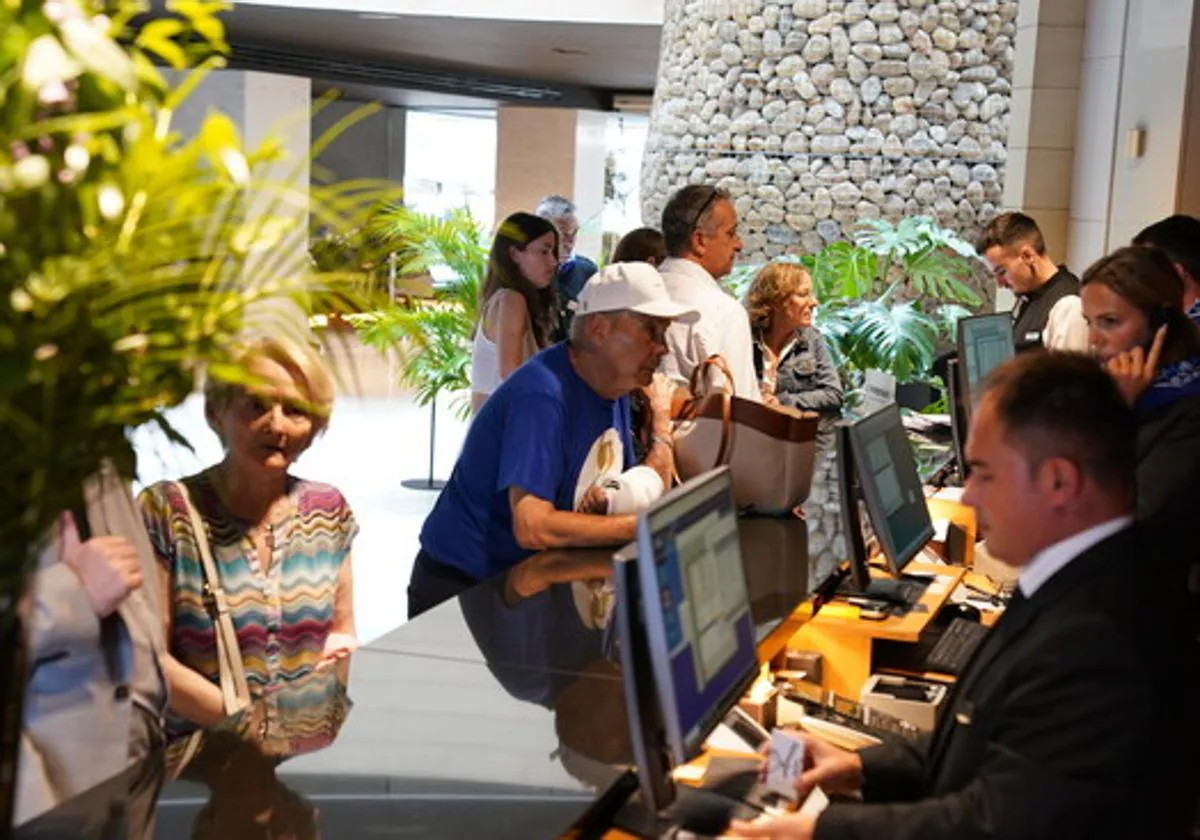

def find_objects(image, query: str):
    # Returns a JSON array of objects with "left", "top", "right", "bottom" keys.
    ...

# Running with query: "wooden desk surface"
[{"left": 808, "top": 563, "right": 966, "bottom": 643}]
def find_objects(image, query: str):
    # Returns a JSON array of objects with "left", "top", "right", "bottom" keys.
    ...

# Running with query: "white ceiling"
[
  {"left": 221, "top": 5, "right": 663, "bottom": 93},
  {"left": 231, "top": 0, "right": 664, "bottom": 26}
]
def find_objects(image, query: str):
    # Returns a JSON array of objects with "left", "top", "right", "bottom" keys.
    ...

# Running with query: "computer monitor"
[
  {"left": 956, "top": 313, "right": 1014, "bottom": 414},
  {"left": 845, "top": 404, "right": 935, "bottom": 576},
  {"left": 836, "top": 423, "right": 872, "bottom": 593},
  {"left": 635, "top": 467, "right": 759, "bottom": 768}
]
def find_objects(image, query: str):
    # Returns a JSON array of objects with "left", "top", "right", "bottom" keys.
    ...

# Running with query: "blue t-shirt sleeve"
[{"left": 497, "top": 393, "right": 566, "bottom": 502}]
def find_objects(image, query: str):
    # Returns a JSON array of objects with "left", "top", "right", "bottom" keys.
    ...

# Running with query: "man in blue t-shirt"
[
  {"left": 537, "top": 195, "right": 600, "bottom": 342},
  {"left": 409, "top": 263, "right": 697, "bottom": 619}
]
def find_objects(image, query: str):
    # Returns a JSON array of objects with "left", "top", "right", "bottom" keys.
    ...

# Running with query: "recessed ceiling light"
[{"left": 358, "top": 13, "right": 395, "bottom": 20}]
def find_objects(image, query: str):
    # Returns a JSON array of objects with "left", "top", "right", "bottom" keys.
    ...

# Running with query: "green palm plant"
[
  {"left": 353, "top": 203, "right": 489, "bottom": 419},
  {"left": 1, "top": 0, "right": 393, "bottom": 778}
]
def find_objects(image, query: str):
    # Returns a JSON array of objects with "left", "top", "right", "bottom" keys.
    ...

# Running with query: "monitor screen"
[
  {"left": 847, "top": 404, "right": 935, "bottom": 574},
  {"left": 956, "top": 313, "right": 1015, "bottom": 407},
  {"left": 636, "top": 467, "right": 758, "bottom": 765}
]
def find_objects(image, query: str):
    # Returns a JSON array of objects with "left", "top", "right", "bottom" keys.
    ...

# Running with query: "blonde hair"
[
  {"left": 745, "top": 262, "right": 813, "bottom": 332},
  {"left": 204, "top": 335, "right": 335, "bottom": 442}
]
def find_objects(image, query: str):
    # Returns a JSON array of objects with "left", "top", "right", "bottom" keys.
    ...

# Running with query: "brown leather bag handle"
[
  {"left": 678, "top": 355, "right": 735, "bottom": 471},
  {"left": 688, "top": 354, "right": 736, "bottom": 398}
]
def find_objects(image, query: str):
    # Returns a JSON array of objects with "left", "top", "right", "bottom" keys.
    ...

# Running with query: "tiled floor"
[{"left": 131, "top": 338, "right": 471, "bottom": 644}]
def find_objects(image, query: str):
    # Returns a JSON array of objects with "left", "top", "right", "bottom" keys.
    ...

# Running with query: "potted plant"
[
  {"left": 0, "top": 1, "right": 383, "bottom": 820},
  {"left": 352, "top": 203, "right": 489, "bottom": 419},
  {"left": 726, "top": 216, "right": 984, "bottom": 407}
]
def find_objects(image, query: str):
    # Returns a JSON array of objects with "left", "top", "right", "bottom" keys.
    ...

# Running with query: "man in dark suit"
[{"left": 731, "top": 352, "right": 1194, "bottom": 840}]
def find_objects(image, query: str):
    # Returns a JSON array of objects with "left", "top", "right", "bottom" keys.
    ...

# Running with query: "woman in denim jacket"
[{"left": 745, "top": 262, "right": 844, "bottom": 446}]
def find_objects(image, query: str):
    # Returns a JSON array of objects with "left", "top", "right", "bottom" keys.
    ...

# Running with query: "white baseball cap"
[{"left": 573, "top": 262, "right": 698, "bottom": 321}]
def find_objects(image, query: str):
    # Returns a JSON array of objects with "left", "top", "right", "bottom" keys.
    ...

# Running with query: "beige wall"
[
  {"left": 1106, "top": 0, "right": 1195, "bottom": 248},
  {"left": 170, "top": 70, "right": 313, "bottom": 337},
  {"left": 1005, "top": 0, "right": 1197, "bottom": 276},
  {"left": 494, "top": 106, "right": 607, "bottom": 261},
  {"left": 1004, "top": 0, "right": 1087, "bottom": 264},
  {"left": 1068, "top": 0, "right": 1196, "bottom": 271},
  {"left": 1180, "top": 8, "right": 1200, "bottom": 217}
]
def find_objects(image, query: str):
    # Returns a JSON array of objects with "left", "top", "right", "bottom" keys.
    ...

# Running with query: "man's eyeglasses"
[
  {"left": 628, "top": 312, "right": 669, "bottom": 346},
  {"left": 689, "top": 188, "right": 720, "bottom": 234}
]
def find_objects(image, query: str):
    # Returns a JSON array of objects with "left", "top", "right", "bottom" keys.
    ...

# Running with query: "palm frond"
[{"left": 0, "top": 2, "right": 393, "bottom": 574}]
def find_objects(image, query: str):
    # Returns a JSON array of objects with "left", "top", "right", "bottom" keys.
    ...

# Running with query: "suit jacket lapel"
[
  {"left": 922, "top": 527, "right": 1137, "bottom": 782},
  {"left": 924, "top": 591, "right": 1039, "bottom": 775}
]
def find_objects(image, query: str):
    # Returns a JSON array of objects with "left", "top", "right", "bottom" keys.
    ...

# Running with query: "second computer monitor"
[
  {"left": 846, "top": 404, "right": 935, "bottom": 575},
  {"left": 636, "top": 467, "right": 759, "bottom": 767},
  {"left": 956, "top": 312, "right": 1015, "bottom": 411}
]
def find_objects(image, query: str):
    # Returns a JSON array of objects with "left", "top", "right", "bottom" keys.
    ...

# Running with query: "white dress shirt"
[
  {"left": 1043, "top": 295, "right": 1090, "bottom": 352},
  {"left": 1018, "top": 515, "right": 1133, "bottom": 598},
  {"left": 656, "top": 257, "right": 761, "bottom": 401}
]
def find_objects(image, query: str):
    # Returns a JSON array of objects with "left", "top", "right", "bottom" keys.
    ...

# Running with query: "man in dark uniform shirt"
[
  {"left": 537, "top": 194, "right": 598, "bottom": 342},
  {"left": 976, "top": 212, "right": 1089, "bottom": 351}
]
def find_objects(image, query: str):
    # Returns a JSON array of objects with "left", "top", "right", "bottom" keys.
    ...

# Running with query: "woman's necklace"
[{"left": 210, "top": 466, "right": 290, "bottom": 566}]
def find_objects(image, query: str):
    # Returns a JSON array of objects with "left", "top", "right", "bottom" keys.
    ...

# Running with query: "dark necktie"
[{"left": 1011, "top": 296, "right": 1027, "bottom": 325}]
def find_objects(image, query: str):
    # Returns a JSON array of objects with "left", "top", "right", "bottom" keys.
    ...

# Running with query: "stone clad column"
[{"left": 641, "top": 0, "right": 1019, "bottom": 263}]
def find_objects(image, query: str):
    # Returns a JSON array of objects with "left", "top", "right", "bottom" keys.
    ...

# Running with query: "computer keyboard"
[{"left": 926, "top": 618, "right": 989, "bottom": 675}]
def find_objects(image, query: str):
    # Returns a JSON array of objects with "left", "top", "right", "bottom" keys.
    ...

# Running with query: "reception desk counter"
[{"left": 18, "top": 515, "right": 831, "bottom": 840}]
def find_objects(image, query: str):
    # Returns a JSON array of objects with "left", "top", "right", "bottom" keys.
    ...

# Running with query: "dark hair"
[
  {"left": 482, "top": 212, "right": 560, "bottom": 347},
  {"left": 1132, "top": 214, "right": 1200, "bottom": 288},
  {"left": 1080, "top": 245, "right": 1200, "bottom": 367},
  {"left": 982, "top": 352, "right": 1136, "bottom": 496},
  {"left": 976, "top": 211, "right": 1046, "bottom": 257},
  {"left": 661, "top": 185, "right": 729, "bottom": 257},
  {"left": 611, "top": 227, "right": 667, "bottom": 265}
]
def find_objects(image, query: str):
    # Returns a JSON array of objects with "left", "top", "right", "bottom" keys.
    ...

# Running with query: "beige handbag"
[
  {"left": 673, "top": 355, "right": 821, "bottom": 515},
  {"left": 166, "top": 481, "right": 252, "bottom": 780}
]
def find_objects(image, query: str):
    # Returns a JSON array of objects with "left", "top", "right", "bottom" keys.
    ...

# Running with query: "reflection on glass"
[
  {"left": 461, "top": 549, "right": 633, "bottom": 786},
  {"left": 15, "top": 463, "right": 169, "bottom": 831},
  {"left": 16, "top": 659, "right": 351, "bottom": 839},
  {"left": 158, "top": 660, "right": 352, "bottom": 839}
]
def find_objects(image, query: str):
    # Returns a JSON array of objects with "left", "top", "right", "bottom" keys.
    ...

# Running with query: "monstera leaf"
[{"left": 840, "top": 300, "right": 939, "bottom": 383}]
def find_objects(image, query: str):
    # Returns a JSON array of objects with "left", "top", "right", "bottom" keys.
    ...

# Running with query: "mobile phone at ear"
[{"left": 1148, "top": 305, "right": 1171, "bottom": 338}]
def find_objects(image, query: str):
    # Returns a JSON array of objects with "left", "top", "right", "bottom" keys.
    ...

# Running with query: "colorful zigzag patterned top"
[{"left": 139, "top": 470, "right": 358, "bottom": 723}]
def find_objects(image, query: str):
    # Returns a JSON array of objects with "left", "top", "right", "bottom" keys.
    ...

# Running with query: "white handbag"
[{"left": 673, "top": 355, "right": 821, "bottom": 515}]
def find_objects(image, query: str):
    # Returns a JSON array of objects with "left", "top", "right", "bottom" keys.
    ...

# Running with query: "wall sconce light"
[{"left": 1125, "top": 127, "right": 1146, "bottom": 160}]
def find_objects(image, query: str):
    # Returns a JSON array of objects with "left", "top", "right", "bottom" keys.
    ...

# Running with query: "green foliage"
[
  {"left": 724, "top": 216, "right": 985, "bottom": 399},
  {"left": 1, "top": 2, "right": 386, "bottom": 582},
  {"left": 829, "top": 300, "right": 939, "bottom": 383},
  {"left": 804, "top": 240, "right": 879, "bottom": 300},
  {"left": 352, "top": 204, "right": 489, "bottom": 419},
  {"left": 850, "top": 216, "right": 982, "bottom": 306}
]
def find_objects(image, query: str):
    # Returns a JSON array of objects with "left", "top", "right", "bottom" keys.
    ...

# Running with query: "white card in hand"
[{"left": 765, "top": 728, "right": 806, "bottom": 801}]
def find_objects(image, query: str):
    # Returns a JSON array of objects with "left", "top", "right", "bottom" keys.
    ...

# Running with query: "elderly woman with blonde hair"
[
  {"left": 139, "top": 335, "right": 357, "bottom": 738},
  {"left": 745, "top": 261, "right": 843, "bottom": 442}
]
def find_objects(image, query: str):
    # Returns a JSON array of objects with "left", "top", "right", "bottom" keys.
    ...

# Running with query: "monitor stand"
[
  {"left": 838, "top": 574, "right": 930, "bottom": 608},
  {"left": 613, "top": 765, "right": 767, "bottom": 838}
]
